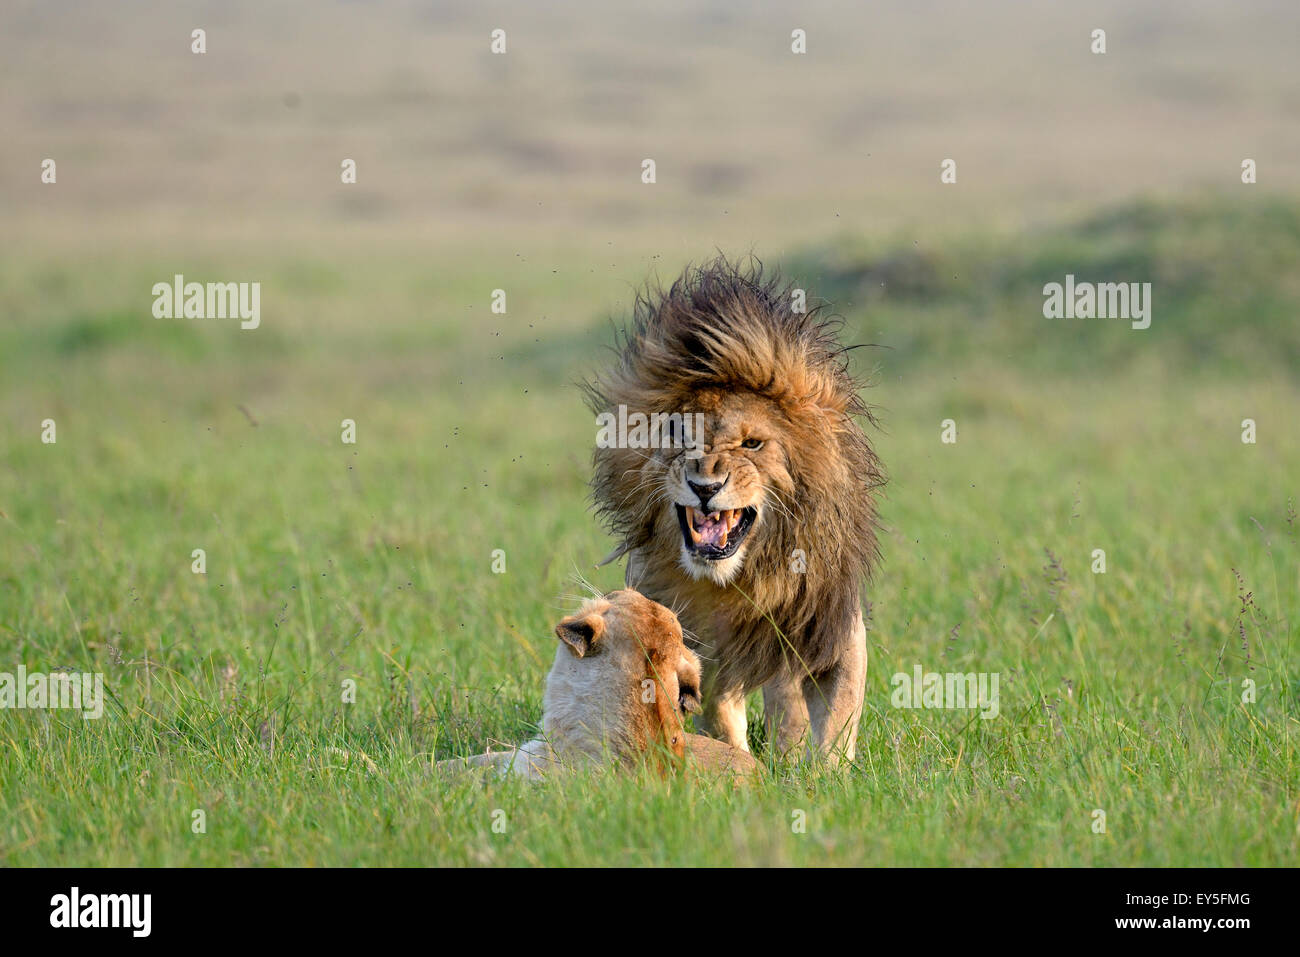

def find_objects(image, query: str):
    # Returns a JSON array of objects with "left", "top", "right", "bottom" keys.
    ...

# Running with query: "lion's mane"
[{"left": 585, "top": 256, "right": 884, "bottom": 690}]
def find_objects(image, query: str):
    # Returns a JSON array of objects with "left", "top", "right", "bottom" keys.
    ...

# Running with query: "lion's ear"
[{"left": 555, "top": 613, "right": 605, "bottom": 658}]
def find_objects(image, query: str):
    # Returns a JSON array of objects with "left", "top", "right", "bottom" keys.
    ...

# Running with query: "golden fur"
[
  {"left": 438, "top": 589, "right": 756, "bottom": 779},
  {"left": 585, "top": 257, "right": 883, "bottom": 763}
]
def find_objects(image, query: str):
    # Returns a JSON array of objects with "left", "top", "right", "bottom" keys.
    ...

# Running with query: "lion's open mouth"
[{"left": 675, "top": 505, "right": 757, "bottom": 560}]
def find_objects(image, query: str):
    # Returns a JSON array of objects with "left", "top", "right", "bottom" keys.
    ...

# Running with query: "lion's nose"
[{"left": 688, "top": 479, "right": 726, "bottom": 509}]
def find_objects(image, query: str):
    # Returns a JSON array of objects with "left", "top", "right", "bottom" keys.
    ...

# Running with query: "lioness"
[
  {"left": 586, "top": 258, "right": 883, "bottom": 765},
  {"left": 439, "top": 589, "right": 758, "bottom": 780}
]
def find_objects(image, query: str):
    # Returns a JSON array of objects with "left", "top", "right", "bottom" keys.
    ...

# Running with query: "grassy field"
[
  {"left": 3, "top": 0, "right": 1298, "bottom": 867},
  {"left": 1, "top": 192, "right": 1296, "bottom": 866}
]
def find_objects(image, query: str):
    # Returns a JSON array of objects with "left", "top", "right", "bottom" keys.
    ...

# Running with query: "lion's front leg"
[
  {"left": 700, "top": 684, "right": 750, "bottom": 753},
  {"left": 804, "top": 607, "right": 867, "bottom": 765},
  {"left": 762, "top": 668, "right": 810, "bottom": 758}
]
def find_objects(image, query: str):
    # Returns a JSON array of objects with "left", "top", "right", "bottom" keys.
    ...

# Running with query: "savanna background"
[{"left": 1, "top": 0, "right": 1297, "bottom": 866}]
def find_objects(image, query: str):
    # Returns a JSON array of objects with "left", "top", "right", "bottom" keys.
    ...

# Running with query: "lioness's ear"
[{"left": 555, "top": 613, "right": 605, "bottom": 658}]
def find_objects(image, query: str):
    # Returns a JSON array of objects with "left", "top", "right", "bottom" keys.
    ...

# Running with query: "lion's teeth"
[
  {"left": 685, "top": 506, "right": 702, "bottom": 543},
  {"left": 718, "top": 525, "right": 729, "bottom": 548}
]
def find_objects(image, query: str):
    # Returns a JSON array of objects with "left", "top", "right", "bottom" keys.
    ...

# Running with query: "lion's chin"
[{"left": 678, "top": 548, "right": 747, "bottom": 586}]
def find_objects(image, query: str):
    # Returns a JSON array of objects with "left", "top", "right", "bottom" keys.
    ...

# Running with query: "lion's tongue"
[
  {"left": 699, "top": 518, "right": 727, "bottom": 548},
  {"left": 694, "top": 509, "right": 730, "bottom": 549}
]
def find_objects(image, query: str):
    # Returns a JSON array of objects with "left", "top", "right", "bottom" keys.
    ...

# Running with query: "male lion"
[{"left": 585, "top": 258, "right": 883, "bottom": 764}]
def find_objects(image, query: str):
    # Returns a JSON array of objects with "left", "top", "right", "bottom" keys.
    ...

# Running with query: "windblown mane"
[{"left": 584, "top": 256, "right": 884, "bottom": 688}]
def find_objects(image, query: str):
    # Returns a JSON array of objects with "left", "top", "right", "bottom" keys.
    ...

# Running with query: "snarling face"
[{"left": 658, "top": 390, "right": 794, "bottom": 585}]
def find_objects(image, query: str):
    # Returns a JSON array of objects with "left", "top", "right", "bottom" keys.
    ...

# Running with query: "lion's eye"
[{"left": 741, "top": 437, "right": 764, "bottom": 450}]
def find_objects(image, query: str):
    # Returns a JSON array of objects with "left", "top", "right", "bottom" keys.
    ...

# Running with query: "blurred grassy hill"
[
  {"left": 2, "top": 193, "right": 1295, "bottom": 396},
  {"left": 801, "top": 193, "right": 1300, "bottom": 381}
]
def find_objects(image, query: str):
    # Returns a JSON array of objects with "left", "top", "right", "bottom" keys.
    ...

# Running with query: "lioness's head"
[
  {"left": 547, "top": 589, "right": 701, "bottom": 761},
  {"left": 586, "top": 257, "right": 883, "bottom": 595}
]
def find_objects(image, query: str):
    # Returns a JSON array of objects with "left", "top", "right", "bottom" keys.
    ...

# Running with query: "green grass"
[{"left": 1, "top": 197, "right": 1297, "bottom": 866}]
